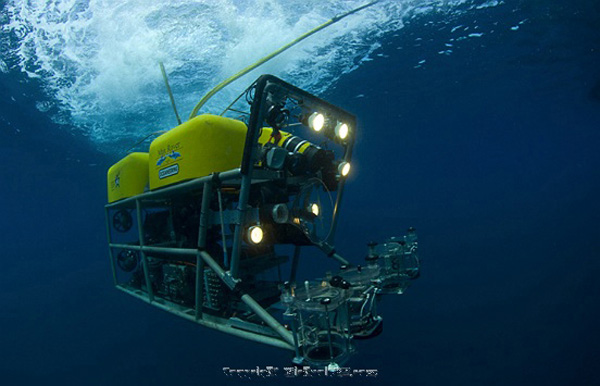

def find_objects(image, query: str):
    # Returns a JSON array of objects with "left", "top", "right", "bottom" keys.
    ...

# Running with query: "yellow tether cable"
[{"left": 188, "top": 1, "right": 380, "bottom": 120}]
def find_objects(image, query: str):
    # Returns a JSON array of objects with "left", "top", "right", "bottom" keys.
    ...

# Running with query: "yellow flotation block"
[
  {"left": 107, "top": 152, "right": 149, "bottom": 203},
  {"left": 148, "top": 114, "right": 247, "bottom": 190}
]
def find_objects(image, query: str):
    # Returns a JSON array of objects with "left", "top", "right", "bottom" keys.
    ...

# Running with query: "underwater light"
[
  {"left": 335, "top": 122, "right": 349, "bottom": 140},
  {"left": 248, "top": 225, "right": 264, "bottom": 245},
  {"left": 310, "top": 203, "right": 320, "bottom": 217},
  {"left": 339, "top": 162, "right": 351, "bottom": 177},
  {"left": 308, "top": 112, "right": 325, "bottom": 132}
]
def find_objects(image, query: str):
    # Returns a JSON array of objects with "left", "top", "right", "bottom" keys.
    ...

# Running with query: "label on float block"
[{"left": 158, "top": 163, "right": 179, "bottom": 179}]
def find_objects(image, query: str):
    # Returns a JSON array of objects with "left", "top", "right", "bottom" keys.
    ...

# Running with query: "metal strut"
[{"left": 160, "top": 61, "right": 182, "bottom": 125}]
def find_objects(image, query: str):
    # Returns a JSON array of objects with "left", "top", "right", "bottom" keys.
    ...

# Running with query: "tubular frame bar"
[
  {"left": 108, "top": 244, "right": 197, "bottom": 257},
  {"left": 229, "top": 79, "right": 273, "bottom": 279},
  {"left": 229, "top": 172, "right": 252, "bottom": 279},
  {"left": 240, "top": 294, "right": 295, "bottom": 347},
  {"left": 327, "top": 176, "right": 347, "bottom": 245},
  {"left": 331, "top": 251, "right": 350, "bottom": 266},
  {"left": 116, "top": 285, "right": 294, "bottom": 351},
  {"left": 195, "top": 179, "right": 213, "bottom": 320},
  {"left": 197, "top": 180, "right": 213, "bottom": 251},
  {"left": 287, "top": 312, "right": 302, "bottom": 360},
  {"left": 198, "top": 250, "right": 228, "bottom": 284},
  {"left": 105, "top": 169, "right": 242, "bottom": 209},
  {"left": 195, "top": 255, "right": 204, "bottom": 321},
  {"left": 136, "top": 199, "right": 154, "bottom": 302},
  {"left": 104, "top": 207, "right": 118, "bottom": 286}
]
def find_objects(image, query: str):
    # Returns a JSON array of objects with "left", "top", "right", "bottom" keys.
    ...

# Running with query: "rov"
[{"left": 104, "top": 75, "right": 419, "bottom": 368}]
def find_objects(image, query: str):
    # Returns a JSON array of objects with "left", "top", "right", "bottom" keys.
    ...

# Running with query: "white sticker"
[{"left": 158, "top": 163, "right": 179, "bottom": 179}]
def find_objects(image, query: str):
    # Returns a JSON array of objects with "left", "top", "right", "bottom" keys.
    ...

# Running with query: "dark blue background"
[{"left": 1, "top": 1, "right": 599, "bottom": 385}]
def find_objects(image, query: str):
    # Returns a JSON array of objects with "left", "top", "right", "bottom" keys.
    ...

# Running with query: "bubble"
[
  {"left": 0, "top": 59, "right": 8, "bottom": 73},
  {"left": 2, "top": 0, "right": 492, "bottom": 153},
  {"left": 36, "top": 100, "right": 54, "bottom": 112}
]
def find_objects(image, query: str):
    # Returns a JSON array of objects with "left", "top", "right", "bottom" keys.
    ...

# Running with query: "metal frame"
[{"left": 105, "top": 75, "right": 356, "bottom": 352}]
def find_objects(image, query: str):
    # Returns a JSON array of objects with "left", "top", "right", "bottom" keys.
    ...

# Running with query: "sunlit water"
[{"left": 2, "top": 0, "right": 505, "bottom": 151}]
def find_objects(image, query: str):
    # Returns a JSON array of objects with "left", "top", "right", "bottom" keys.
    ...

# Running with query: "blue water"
[{"left": 1, "top": 0, "right": 599, "bottom": 384}]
